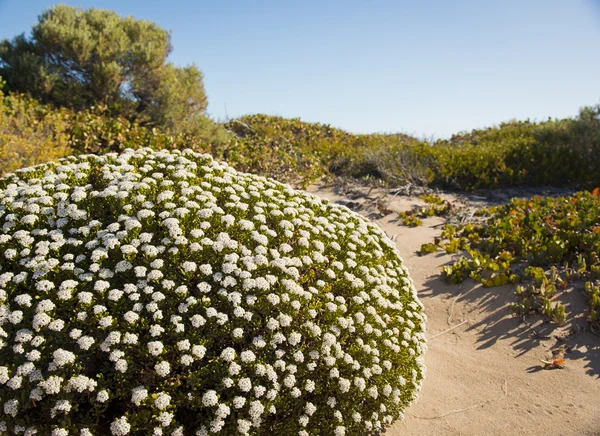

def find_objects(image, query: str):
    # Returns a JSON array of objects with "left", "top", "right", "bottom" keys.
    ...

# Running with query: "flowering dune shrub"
[{"left": 0, "top": 148, "right": 426, "bottom": 435}]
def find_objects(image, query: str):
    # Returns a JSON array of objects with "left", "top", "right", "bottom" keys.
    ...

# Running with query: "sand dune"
[{"left": 307, "top": 184, "right": 600, "bottom": 436}]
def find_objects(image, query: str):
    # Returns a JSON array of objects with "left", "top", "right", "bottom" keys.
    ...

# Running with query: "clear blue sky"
[{"left": 1, "top": 0, "right": 599, "bottom": 139}]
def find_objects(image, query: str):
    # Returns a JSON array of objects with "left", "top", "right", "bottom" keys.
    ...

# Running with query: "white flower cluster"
[{"left": 0, "top": 148, "right": 426, "bottom": 435}]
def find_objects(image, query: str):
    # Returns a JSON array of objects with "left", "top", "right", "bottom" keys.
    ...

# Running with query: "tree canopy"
[{"left": 0, "top": 4, "right": 208, "bottom": 131}]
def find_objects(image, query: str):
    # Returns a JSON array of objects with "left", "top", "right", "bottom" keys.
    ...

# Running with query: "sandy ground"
[{"left": 307, "top": 183, "right": 600, "bottom": 436}]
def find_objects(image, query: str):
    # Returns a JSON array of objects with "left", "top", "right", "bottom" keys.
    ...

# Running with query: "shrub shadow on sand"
[{"left": 420, "top": 267, "right": 600, "bottom": 377}]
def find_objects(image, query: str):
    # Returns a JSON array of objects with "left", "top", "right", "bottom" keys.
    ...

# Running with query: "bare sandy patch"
[{"left": 307, "top": 183, "right": 600, "bottom": 436}]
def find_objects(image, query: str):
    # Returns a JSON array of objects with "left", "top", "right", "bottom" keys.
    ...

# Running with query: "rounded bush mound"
[{"left": 0, "top": 148, "right": 426, "bottom": 435}]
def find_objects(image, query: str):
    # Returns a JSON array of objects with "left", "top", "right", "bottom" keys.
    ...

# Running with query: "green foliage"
[
  {"left": 585, "top": 281, "right": 600, "bottom": 329},
  {"left": 422, "top": 114, "right": 600, "bottom": 190},
  {"left": 426, "top": 191, "right": 600, "bottom": 326},
  {"left": 220, "top": 114, "right": 430, "bottom": 187},
  {"left": 223, "top": 114, "right": 353, "bottom": 187},
  {"left": 440, "top": 256, "right": 480, "bottom": 284},
  {"left": 0, "top": 91, "right": 232, "bottom": 178},
  {"left": 0, "top": 90, "right": 73, "bottom": 174},
  {"left": 396, "top": 196, "right": 458, "bottom": 228},
  {"left": 441, "top": 237, "right": 470, "bottom": 254},
  {"left": 419, "top": 194, "right": 444, "bottom": 205},
  {"left": 64, "top": 104, "right": 220, "bottom": 156},
  {"left": 397, "top": 211, "right": 422, "bottom": 227},
  {"left": 222, "top": 108, "right": 600, "bottom": 191},
  {"left": 418, "top": 242, "right": 438, "bottom": 255},
  {"left": 0, "top": 4, "right": 208, "bottom": 132},
  {"left": 513, "top": 267, "right": 567, "bottom": 324}
]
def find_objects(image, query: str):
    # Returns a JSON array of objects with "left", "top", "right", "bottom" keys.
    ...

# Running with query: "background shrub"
[
  {"left": 0, "top": 91, "right": 72, "bottom": 174},
  {"left": 0, "top": 4, "right": 208, "bottom": 133},
  {"left": 2, "top": 86, "right": 599, "bottom": 191}
]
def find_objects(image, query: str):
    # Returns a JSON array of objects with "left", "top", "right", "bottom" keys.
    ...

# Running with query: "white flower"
[
  {"left": 149, "top": 325, "right": 165, "bottom": 337},
  {"left": 48, "top": 348, "right": 76, "bottom": 371},
  {"left": 202, "top": 390, "right": 218, "bottom": 407},
  {"left": 98, "top": 316, "right": 113, "bottom": 328},
  {"left": 115, "top": 359, "right": 128, "bottom": 373},
  {"left": 77, "top": 292, "right": 94, "bottom": 304},
  {"left": 196, "top": 282, "right": 211, "bottom": 293},
  {"left": 238, "top": 377, "right": 252, "bottom": 392},
  {"left": 339, "top": 378, "right": 351, "bottom": 393},
  {"left": 14, "top": 294, "right": 32, "bottom": 307},
  {"left": 177, "top": 339, "right": 190, "bottom": 351},
  {"left": 115, "top": 261, "right": 132, "bottom": 272},
  {"left": 240, "top": 350, "right": 256, "bottom": 363},
  {"left": 129, "top": 386, "right": 148, "bottom": 406},
  {"left": 154, "top": 392, "right": 171, "bottom": 410},
  {"left": 220, "top": 347, "right": 236, "bottom": 362},
  {"left": 191, "top": 345, "right": 206, "bottom": 359},
  {"left": 198, "top": 264, "right": 212, "bottom": 275},
  {"left": 78, "top": 336, "right": 95, "bottom": 350},
  {"left": 233, "top": 396, "right": 246, "bottom": 409},
  {"left": 288, "top": 332, "right": 302, "bottom": 346},
  {"left": 50, "top": 399, "right": 71, "bottom": 418},
  {"left": 304, "top": 379, "right": 315, "bottom": 392},
  {"left": 237, "top": 419, "right": 251, "bottom": 435},
  {"left": 97, "top": 390, "right": 109, "bottom": 403},
  {"left": 147, "top": 341, "right": 164, "bottom": 356},
  {"left": 40, "top": 375, "right": 63, "bottom": 395},
  {"left": 248, "top": 400, "right": 265, "bottom": 421},
  {"left": 48, "top": 319, "right": 65, "bottom": 331},
  {"left": 6, "top": 375, "right": 22, "bottom": 390},
  {"left": 228, "top": 362, "right": 241, "bottom": 376},
  {"left": 123, "top": 311, "right": 139, "bottom": 323},
  {"left": 66, "top": 375, "right": 97, "bottom": 393},
  {"left": 9, "top": 310, "right": 23, "bottom": 324},
  {"left": 154, "top": 361, "right": 170, "bottom": 377},
  {"left": 0, "top": 367, "right": 8, "bottom": 384},
  {"left": 110, "top": 416, "right": 131, "bottom": 435},
  {"left": 122, "top": 333, "right": 138, "bottom": 345},
  {"left": 108, "top": 289, "right": 124, "bottom": 301},
  {"left": 334, "top": 426, "right": 346, "bottom": 436},
  {"left": 368, "top": 386, "right": 379, "bottom": 398}
]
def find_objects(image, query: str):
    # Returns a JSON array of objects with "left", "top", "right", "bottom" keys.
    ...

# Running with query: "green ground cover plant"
[
  {"left": 396, "top": 195, "right": 459, "bottom": 228},
  {"left": 396, "top": 212, "right": 423, "bottom": 228},
  {"left": 0, "top": 148, "right": 426, "bottom": 435},
  {"left": 420, "top": 191, "right": 600, "bottom": 327}
]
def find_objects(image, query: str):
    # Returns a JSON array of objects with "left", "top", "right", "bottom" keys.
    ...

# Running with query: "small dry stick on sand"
[
  {"left": 430, "top": 320, "right": 469, "bottom": 340},
  {"left": 411, "top": 379, "right": 508, "bottom": 420}
]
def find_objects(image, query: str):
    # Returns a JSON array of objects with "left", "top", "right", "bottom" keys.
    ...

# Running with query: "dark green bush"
[{"left": 2, "top": 89, "right": 600, "bottom": 192}]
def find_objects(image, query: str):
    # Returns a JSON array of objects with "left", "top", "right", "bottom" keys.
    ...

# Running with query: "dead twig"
[{"left": 430, "top": 320, "right": 469, "bottom": 340}]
